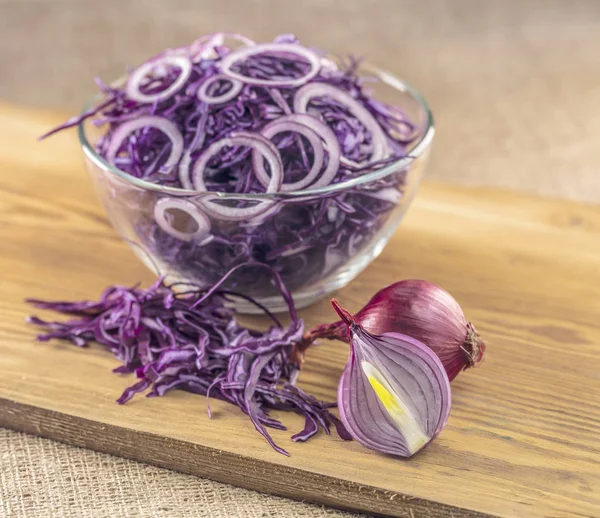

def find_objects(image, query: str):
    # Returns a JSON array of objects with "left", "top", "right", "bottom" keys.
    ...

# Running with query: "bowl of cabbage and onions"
[{"left": 54, "top": 33, "right": 434, "bottom": 312}]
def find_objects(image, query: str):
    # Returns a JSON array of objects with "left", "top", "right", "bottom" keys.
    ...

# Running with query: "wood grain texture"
[{"left": 1, "top": 103, "right": 599, "bottom": 518}]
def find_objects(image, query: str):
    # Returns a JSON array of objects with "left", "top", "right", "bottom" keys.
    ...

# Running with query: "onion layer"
[
  {"left": 181, "top": 132, "right": 283, "bottom": 221},
  {"left": 256, "top": 113, "right": 341, "bottom": 191},
  {"left": 189, "top": 132, "right": 283, "bottom": 193},
  {"left": 293, "top": 82, "right": 389, "bottom": 166},
  {"left": 219, "top": 43, "right": 321, "bottom": 88},
  {"left": 126, "top": 55, "right": 192, "bottom": 104},
  {"left": 106, "top": 116, "right": 184, "bottom": 175},
  {"left": 254, "top": 118, "right": 323, "bottom": 191},
  {"left": 154, "top": 198, "right": 211, "bottom": 242},
  {"left": 197, "top": 74, "right": 244, "bottom": 105}
]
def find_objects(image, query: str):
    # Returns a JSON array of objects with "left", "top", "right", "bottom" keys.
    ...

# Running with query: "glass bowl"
[{"left": 78, "top": 63, "right": 434, "bottom": 313}]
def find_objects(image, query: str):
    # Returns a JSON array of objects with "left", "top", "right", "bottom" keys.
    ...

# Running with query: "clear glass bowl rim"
[{"left": 77, "top": 62, "right": 434, "bottom": 200}]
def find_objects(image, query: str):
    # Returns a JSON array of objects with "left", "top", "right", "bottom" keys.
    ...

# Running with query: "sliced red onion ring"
[
  {"left": 177, "top": 108, "right": 209, "bottom": 190},
  {"left": 254, "top": 119, "right": 323, "bottom": 191},
  {"left": 198, "top": 197, "right": 276, "bottom": 222},
  {"left": 197, "top": 74, "right": 243, "bottom": 105},
  {"left": 106, "top": 116, "right": 183, "bottom": 174},
  {"left": 293, "top": 83, "right": 389, "bottom": 166},
  {"left": 190, "top": 132, "right": 282, "bottom": 193},
  {"left": 254, "top": 114, "right": 340, "bottom": 191},
  {"left": 181, "top": 132, "right": 282, "bottom": 221},
  {"left": 219, "top": 43, "right": 321, "bottom": 88},
  {"left": 126, "top": 56, "right": 192, "bottom": 104},
  {"left": 154, "top": 198, "right": 211, "bottom": 242},
  {"left": 178, "top": 152, "right": 194, "bottom": 190}
]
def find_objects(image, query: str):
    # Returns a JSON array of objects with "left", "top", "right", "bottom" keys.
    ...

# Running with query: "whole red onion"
[{"left": 294, "top": 280, "right": 485, "bottom": 381}]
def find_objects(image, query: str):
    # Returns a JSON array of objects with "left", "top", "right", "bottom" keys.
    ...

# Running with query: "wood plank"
[{"left": 0, "top": 103, "right": 599, "bottom": 518}]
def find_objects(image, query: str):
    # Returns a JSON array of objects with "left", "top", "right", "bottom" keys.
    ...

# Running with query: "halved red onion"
[
  {"left": 126, "top": 55, "right": 192, "bottom": 104},
  {"left": 106, "top": 116, "right": 183, "bottom": 174},
  {"left": 293, "top": 83, "right": 389, "bottom": 166},
  {"left": 219, "top": 43, "right": 321, "bottom": 88},
  {"left": 333, "top": 301, "right": 451, "bottom": 458},
  {"left": 197, "top": 74, "right": 243, "bottom": 105},
  {"left": 154, "top": 197, "right": 211, "bottom": 242},
  {"left": 255, "top": 114, "right": 340, "bottom": 191}
]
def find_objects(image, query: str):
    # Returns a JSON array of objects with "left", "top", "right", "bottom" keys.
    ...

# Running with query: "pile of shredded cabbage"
[{"left": 27, "top": 268, "right": 351, "bottom": 455}]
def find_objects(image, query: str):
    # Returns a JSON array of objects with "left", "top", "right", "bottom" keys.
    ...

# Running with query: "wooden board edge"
[{"left": 0, "top": 398, "right": 492, "bottom": 518}]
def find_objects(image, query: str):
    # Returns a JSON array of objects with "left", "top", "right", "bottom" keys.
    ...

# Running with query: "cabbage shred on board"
[{"left": 27, "top": 269, "right": 352, "bottom": 456}]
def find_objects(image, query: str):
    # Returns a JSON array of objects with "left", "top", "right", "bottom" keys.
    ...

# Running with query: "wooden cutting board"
[{"left": 1, "top": 103, "right": 599, "bottom": 518}]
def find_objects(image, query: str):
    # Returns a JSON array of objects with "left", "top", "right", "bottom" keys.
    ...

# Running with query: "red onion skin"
[{"left": 294, "top": 280, "right": 485, "bottom": 381}]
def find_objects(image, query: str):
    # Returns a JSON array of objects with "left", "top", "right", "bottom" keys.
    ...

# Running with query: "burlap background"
[{"left": 1, "top": 1, "right": 599, "bottom": 516}]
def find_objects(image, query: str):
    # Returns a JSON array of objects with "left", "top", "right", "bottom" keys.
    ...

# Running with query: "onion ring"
[
  {"left": 180, "top": 132, "right": 283, "bottom": 220},
  {"left": 293, "top": 83, "right": 388, "bottom": 166},
  {"left": 257, "top": 113, "right": 341, "bottom": 190},
  {"left": 220, "top": 43, "right": 320, "bottom": 88},
  {"left": 126, "top": 55, "right": 192, "bottom": 104},
  {"left": 154, "top": 197, "right": 211, "bottom": 242},
  {"left": 197, "top": 74, "right": 243, "bottom": 105},
  {"left": 106, "top": 116, "right": 183, "bottom": 175},
  {"left": 254, "top": 118, "right": 324, "bottom": 191}
]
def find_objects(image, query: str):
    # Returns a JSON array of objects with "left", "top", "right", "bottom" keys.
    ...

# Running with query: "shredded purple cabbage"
[
  {"left": 27, "top": 269, "right": 351, "bottom": 455},
  {"left": 44, "top": 33, "right": 418, "bottom": 298}
]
